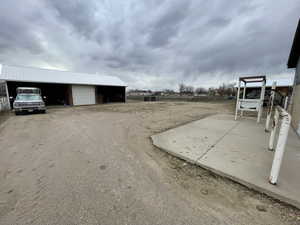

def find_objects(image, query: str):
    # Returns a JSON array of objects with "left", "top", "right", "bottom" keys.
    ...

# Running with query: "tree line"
[
  {"left": 179, "top": 83, "right": 236, "bottom": 96},
  {"left": 127, "top": 83, "right": 236, "bottom": 97}
]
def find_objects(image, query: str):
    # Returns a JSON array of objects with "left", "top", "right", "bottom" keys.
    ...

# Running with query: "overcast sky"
[{"left": 0, "top": 0, "right": 299, "bottom": 90}]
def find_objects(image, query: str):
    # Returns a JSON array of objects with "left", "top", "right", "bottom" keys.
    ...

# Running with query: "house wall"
[{"left": 291, "top": 57, "right": 300, "bottom": 135}]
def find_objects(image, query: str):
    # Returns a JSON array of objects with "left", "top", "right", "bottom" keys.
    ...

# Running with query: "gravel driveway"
[{"left": 0, "top": 102, "right": 299, "bottom": 225}]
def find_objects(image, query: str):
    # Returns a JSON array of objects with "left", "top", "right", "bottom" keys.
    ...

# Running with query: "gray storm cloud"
[{"left": 0, "top": 0, "right": 299, "bottom": 90}]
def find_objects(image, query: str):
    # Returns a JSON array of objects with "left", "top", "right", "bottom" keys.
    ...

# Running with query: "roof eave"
[
  {"left": 3, "top": 78, "right": 127, "bottom": 87},
  {"left": 287, "top": 19, "right": 300, "bottom": 69}
]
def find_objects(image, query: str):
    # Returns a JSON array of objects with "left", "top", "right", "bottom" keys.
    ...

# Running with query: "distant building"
[
  {"left": 288, "top": 19, "right": 300, "bottom": 135},
  {"left": 127, "top": 89, "right": 152, "bottom": 96}
]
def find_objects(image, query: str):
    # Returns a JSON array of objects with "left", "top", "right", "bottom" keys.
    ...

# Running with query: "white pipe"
[
  {"left": 265, "top": 113, "right": 271, "bottom": 132},
  {"left": 269, "top": 107, "right": 291, "bottom": 185},
  {"left": 265, "top": 82, "right": 276, "bottom": 132},
  {"left": 283, "top": 96, "right": 288, "bottom": 110},
  {"left": 268, "top": 108, "right": 279, "bottom": 151},
  {"left": 235, "top": 80, "right": 241, "bottom": 120},
  {"left": 257, "top": 80, "right": 266, "bottom": 123},
  {"left": 241, "top": 86, "right": 246, "bottom": 116}
]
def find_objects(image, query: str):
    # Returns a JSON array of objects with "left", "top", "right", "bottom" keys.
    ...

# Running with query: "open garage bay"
[{"left": 6, "top": 81, "right": 126, "bottom": 107}]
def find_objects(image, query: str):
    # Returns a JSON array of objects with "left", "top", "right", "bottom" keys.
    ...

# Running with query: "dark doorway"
[
  {"left": 95, "top": 86, "right": 125, "bottom": 103},
  {"left": 7, "top": 81, "right": 72, "bottom": 106}
]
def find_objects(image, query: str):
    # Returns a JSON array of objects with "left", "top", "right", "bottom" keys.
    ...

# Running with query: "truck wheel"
[
  {"left": 41, "top": 110, "right": 46, "bottom": 114},
  {"left": 15, "top": 111, "right": 20, "bottom": 115}
]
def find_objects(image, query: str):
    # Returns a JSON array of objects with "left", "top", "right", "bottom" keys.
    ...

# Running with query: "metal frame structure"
[{"left": 235, "top": 76, "right": 266, "bottom": 123}]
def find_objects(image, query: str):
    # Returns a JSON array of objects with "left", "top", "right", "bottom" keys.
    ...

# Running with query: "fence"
[{"left": 127, "top": 95, "right": 233, "bottom": 102}]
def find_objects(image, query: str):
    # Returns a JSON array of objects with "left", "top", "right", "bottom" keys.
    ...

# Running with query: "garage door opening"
[
  {"left": 72, "top": 85, "right": 95, "bottom": 106},
  {"left": 95, "top": 86, "right": 126, "bottom": 103},
  {"left": 7, "top": 81, "right": 72, "bottom": 107}
]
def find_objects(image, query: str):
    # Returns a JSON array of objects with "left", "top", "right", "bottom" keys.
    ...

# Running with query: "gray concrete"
[{"left": 152, "top": 114, "right": 300, "bottom": 209}]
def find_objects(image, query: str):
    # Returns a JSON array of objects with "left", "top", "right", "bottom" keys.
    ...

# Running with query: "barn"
[{"left": 0, "top": 64, "right": 126, "bottom": 109}]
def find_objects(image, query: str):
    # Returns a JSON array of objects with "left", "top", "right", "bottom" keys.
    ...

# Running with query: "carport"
[
  {"left": 7, "top": 81, "right": 72, "bottom": 106},
  {"left": 0, "top": 64, "right": 126, "bottom": 108}
]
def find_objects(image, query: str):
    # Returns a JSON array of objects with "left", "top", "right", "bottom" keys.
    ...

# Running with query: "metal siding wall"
[
  {"left": 72, "top": 85, "right": 95, "bottom": 106},
  {"left": 292, "top": 58, "right": 300, "bottom": 135},
  {"left": 297, "top": 57, "right": 300, "bottom": 85}
]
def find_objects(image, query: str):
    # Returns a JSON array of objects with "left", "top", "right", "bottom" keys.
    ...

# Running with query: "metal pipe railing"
[
  {"left": 283, "top": 96, "right": 289, "bottom": 110},
  {"left": 269, "top": 106, "right": 291, "bottom": 185},
  {"left": 268, "top": 109, "right": 279, "bottom": 151},
  {"left": 265, "top": 82, "right": 276, "bottom": 132}
]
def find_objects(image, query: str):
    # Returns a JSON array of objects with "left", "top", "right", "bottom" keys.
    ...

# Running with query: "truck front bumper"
[{"left": 14, "top": 106, "right": 46, "bottom": 112}]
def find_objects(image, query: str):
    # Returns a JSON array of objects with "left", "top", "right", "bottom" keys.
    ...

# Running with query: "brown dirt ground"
[{"left": 0, "top": 101, "right": 299, "bottom": 225}]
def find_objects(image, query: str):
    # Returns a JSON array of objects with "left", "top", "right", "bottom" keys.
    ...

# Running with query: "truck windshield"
[
  {"left": 16, "top": 94, "right": 42, "bottom": 101},
  {"left": 17, "top": 88, "right": 40, "bottom": 94}
]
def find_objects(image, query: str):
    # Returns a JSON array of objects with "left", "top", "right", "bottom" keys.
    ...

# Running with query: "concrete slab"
[
  {"left": 151, "top": 114, "right": 238, "bottom": 163},
  {"left": 151, "top": 114, "right": 300, "bottom": 209}
]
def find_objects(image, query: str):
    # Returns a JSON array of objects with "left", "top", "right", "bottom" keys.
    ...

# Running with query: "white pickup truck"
[{"left": 13, "top": 87, "right": 46, "bottom": 115}]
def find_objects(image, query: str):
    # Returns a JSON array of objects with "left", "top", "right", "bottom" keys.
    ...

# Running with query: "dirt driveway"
[{"left": 0, "top": 101, "right": 299, "bottom": 225}]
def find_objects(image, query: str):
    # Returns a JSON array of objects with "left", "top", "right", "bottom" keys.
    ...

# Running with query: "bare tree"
[
  {"left": 163, "top": 89, "right": 175, "bottom": 95},
  {"left": 195, "top": 87, "right": 207, "bottom": 95},
  {"left": 185, "top": 86, "right": 194, "bottom": 95},
  {"left": 216, "top": 83, "right": 235, "bottom": 96},
  {"left": 179, "top": 83, "right": 194, "bottom": 95},
  {"left": 179, "top": 83, "right": 185, "bottom": 95},
  {"left": 217, "top": 83, "right": 226, "bottom": 96},
  {"left": 208, "top": 87, "right": 217, "bottom": 96}
]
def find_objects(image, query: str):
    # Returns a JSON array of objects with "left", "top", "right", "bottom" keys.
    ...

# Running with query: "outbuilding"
[{"left": 0, "top": 64, "right": 126, "bottom": 108}]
